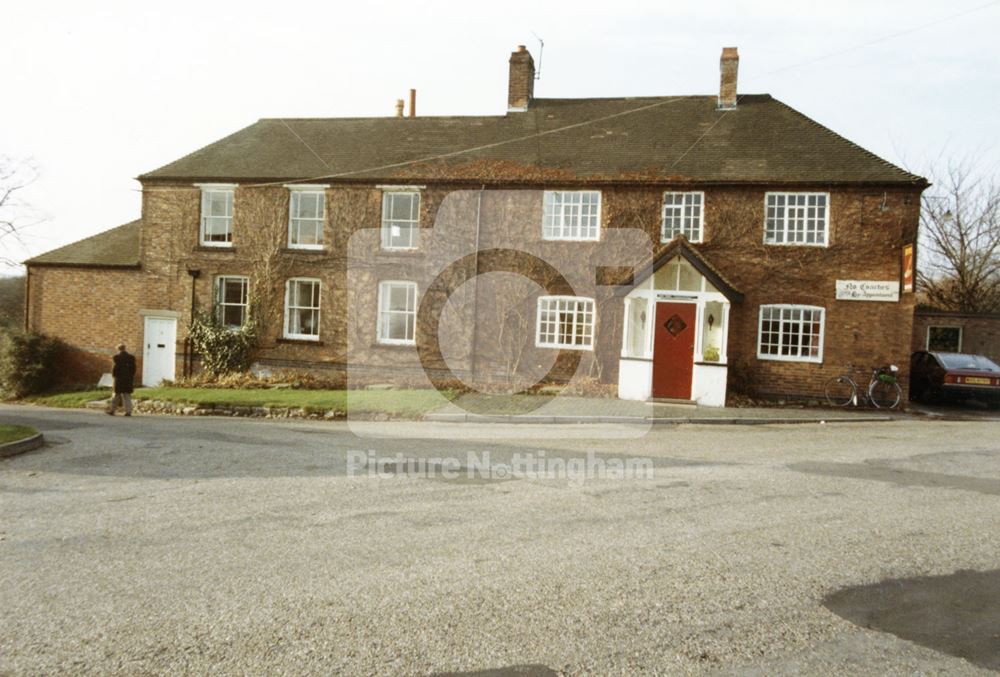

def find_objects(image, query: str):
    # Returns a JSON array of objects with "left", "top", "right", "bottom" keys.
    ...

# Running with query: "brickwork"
[
  {"left": 25, "top": 266, "right": 145, "bottom": 384},
  {"left": 719, "top": 48, "right": 739, "bottom": 108},
  {"left": 28, "top": 180, "right": 922, "bottom": 399},
  {"left": 508, "top": 45, "right": 534, "bottom": 110},
  {"left": 912, "top": 310, "right": 1000, "bottom": 363}
]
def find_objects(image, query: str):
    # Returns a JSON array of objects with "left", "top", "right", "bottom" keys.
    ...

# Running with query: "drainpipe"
[
  {"left": 469, "top": 186, "right": 485, "bottom": 382},
  {"left": 22, "top": 268, "right": 30, "bottom": 332},
  {"left": 185, "top": 268, "right": 200, "bottom": 377}
]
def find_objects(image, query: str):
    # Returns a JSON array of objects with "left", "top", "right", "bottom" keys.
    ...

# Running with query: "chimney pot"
[
  {"left": 409, "top": 88, "right": 416, "bottom": 118},
  {"left": 507, "top": 45, "right": 535, "bottom": 112},
  {"left": 718, "top": 47, "right": 739, "bottom": 109},
  {"left": 395, "top": 99, "right": 405, "bottom": 117}
]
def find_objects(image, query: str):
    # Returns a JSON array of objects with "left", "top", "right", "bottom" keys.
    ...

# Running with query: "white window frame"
[
  {"left": 542, "top": 191, "right": 601, "bottom": 241},
  {"left": 214, "top": 275, "right": 250, "bottom": 328},
  {"left": 286, "top": 185, "right": 327, "bottom": 250},
  {"left": 661, "top": 191, "right": 705, "bottom": 243},
  {"left": 926, "top": 325, "right": 963, "bottom": 352},
  {"left": 380, "top": 191, "right": 421, "bottom": 251},
  {"left": 377, "top": 281, "right": 418, "bottom": 345},
  {"left": 756, "top": 304, "right": 825, "bottom": 363},
  {"left": 764, "top": 192, "right": 829, "bottom": 247},
  {"left": 535, "top": 295, "right": 596, "bottom": 351},
  {"left": 197, "top": 184, "right": 237, "bottom": 247},
  {"left": 283, "top": 278, "right": 321, "bottom": 341}
]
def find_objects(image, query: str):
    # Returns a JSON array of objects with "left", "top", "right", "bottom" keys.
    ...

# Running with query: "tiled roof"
[
  {"left": 140, "top": 95, "right": 926, "bottom": 186},
  {"left": 26, "top": 220, "right": 141, "bottom": 268}
]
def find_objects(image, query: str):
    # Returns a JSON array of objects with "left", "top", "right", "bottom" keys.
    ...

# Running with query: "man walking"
[{"left": 108, "top": 343, "right": 137, "bottom": 416}]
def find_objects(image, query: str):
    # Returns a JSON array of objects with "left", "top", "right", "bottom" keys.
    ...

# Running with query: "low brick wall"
[{"left": 912, "top": 310, "right": 1000, "bottom": 362}]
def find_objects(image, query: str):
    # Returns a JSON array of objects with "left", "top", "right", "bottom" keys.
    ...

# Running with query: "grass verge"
[
  {"left": 0, "top": 424, "right": 38, "bottom": 444},
  {"left": 26, "top": 387, "right": 457, "bottom": 418}
]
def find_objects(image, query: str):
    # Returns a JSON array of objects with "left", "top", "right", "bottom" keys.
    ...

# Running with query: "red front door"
[{"left": 652, "top": 301, "right": 696, "bottom": 399}]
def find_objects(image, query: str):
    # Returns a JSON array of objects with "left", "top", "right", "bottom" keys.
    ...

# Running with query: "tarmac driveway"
[{"left": 1, "top": 405, "right": 999, "bottom": 675}]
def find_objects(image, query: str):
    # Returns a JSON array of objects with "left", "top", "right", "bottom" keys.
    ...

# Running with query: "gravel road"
[{"left": 1, "top": 405, "right": 999, "bottom": 675}]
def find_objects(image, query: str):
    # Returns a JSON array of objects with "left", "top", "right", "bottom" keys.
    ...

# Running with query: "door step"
[{"left": 650, "top": 398, "right": 697, "bottom": 407}]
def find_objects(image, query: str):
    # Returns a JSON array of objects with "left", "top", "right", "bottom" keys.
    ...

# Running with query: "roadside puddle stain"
[
  {"left": 432, "top": 666, "right": 558, "bottom": 677},
  {"left": 823, "top": 569, "right": 1000, "bottom": 671},
  {"left": 788, "top": 461, "right": 1000, "bottom": 496}
]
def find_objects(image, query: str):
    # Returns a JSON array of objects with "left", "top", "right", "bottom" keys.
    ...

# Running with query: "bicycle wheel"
[
  {"left": 824, "top": 376, "right": 855, "bottom": 407},
  {"left": 869, "top": 379, "right": 902, "bottom": 409}
]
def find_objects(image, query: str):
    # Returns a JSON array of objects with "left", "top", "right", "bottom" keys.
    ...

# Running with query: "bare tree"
[
  {"left": 919, "top": 160, "right": 1000, "bottom": 313},
  {"left": 0, "top": 156, "right": 40, "bottom": 269}
]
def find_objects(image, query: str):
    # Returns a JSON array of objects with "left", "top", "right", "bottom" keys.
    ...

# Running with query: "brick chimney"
[
  {"left": 508, "top": 45, "right": 535, "bottom": 112},
  {"left": 718, "top": 47, "right": 739, "bottom": 109}
]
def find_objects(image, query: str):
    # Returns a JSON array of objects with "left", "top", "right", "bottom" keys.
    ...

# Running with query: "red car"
[{"left": 909, "top": 351, "right": 1000, "bottom": 406}]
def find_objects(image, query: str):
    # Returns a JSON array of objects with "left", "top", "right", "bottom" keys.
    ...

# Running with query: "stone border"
[
  {"left": 88, "top": 399, "right": 396, "bottom": 422},
  {"left": 424, "top": 413, "right": 899, "bottom": 425},
  {"left": 0, "top": 433, "right": 44, "bottom": 459},
  {"left": 85, "top": 398, "right": 904, "bottom": 426}
]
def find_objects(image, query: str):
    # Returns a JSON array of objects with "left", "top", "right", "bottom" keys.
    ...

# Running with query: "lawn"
[
  {"left": 27, "top": 387, "right": 456, "bottom": 418},
  {"left": 0, "top": 424, "right": 38, "bottom": 444}
]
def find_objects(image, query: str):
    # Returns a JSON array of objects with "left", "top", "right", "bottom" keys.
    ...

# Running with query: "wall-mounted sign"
[
  {"left": 902, "top": 244, "right": 914, "bottom": 293},
  {"left": 836, "top": 280, "right": 900, "bottom": 302}
]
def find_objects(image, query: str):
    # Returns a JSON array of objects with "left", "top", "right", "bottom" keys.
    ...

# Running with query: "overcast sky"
[{"left": 1, "top": 0, "right": 998, "bottom": 274}]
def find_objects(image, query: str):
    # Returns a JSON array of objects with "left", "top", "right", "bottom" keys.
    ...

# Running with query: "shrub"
[
  {"left": 187, "top": 310, "right": 256, "bottom": 377},
  {"left": 726, "top": 358, "right": 758, "bottom": 399},
  {"left": 0, "top": 329, "right": 63, "bottom": 397}
]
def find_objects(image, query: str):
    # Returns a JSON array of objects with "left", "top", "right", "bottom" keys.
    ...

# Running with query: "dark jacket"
[{"left": 112, "top": 352, "right": 137, "bottom": 394}]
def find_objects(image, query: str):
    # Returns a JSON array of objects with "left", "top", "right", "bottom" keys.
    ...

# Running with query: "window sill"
[
  {"left": 277, "top": 337, "right": 324, "bottom": 346},
  {"left": 281, "top": 247, "right": 327, "bottom": 254},
  {"left": 541, "top": 237, "right": 601, "bottom": 243},
  {"left": 762, "top": 241, "right": 829, "bottom": 248},
  {"left": 373, "top": 341, "right": 416, "bottom": 349},
  {"left": 756, "top": 355, "right": 823, "bottom": 364},
  {"left": 536, "top": 343, "right": 594, "bottom": 352},
  {"left": 694, "top": 360, "right": 728, "bottom": 367},
  {"left": 379, "top": 248, "right": 423, "bottom": 256},
  {"left": 195, "top": 245, "right": 236, "bottom": 252}
]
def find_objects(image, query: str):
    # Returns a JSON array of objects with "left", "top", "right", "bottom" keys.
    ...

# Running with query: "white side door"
[{"left": 142, "top": 317, "right": 177, "bottom": 386}]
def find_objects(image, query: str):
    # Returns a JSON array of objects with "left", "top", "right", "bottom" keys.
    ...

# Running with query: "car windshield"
[{"left": 937, "top": 353, "right": 1000, "bottom": 371}]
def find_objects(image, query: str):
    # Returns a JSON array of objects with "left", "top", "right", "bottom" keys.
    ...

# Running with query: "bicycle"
[{"left": 824, "top": 364, "right": 902, "bottom": 409}]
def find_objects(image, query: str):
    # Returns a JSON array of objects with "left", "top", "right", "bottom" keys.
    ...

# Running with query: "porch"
[{"left": 616, "top": 240, "right": 743, "bottom": 406}]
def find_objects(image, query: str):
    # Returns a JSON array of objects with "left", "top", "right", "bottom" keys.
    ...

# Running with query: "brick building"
[
  {"left": 25, "top": 46, "right": 927, "bottom": 404},
  {"left": 912, "top": 309, "right": 1000, "bottom": 364}
]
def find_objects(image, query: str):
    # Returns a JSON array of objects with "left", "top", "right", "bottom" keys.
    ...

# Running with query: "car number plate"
[{"left": 965, "top": 377, "right": 991, "bottom": 385}]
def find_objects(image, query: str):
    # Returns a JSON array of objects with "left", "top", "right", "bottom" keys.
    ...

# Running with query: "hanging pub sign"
[
  {"left": 835, "top": 280, "right": 900, "bottom": 302},
  {"left": 902, "top": 243, "right": 914, "bottom": 293}
]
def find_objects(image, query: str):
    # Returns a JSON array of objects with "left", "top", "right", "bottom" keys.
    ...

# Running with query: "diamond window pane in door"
[{"left": 664, "top": 313, "right": 688, "bottom": 337}]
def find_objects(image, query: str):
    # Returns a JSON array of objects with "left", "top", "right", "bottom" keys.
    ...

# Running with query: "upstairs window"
[
  {"left": 284, "top": 278, "right": 321, "bottom": 340},
  {"left": 536, "top": 296, "right": 595, "bottom": 350},
  {"left": 661, "top": 192, "right": 704, "bottom": 242},
  {"left": 215, "top": 276, "right": 249, "bottom": 328},
  {"left": 543, "top": 191, "right": 600, "bottom": 241},
  {"left": 288, "top": 187, "right": 326, "bottom": 249},
  {"left": 199, "top": 185, "right": 235, "bottom": 246},
  {"left": 765, "top": 193, "right": 828, "bottom": 246},
  {"left": 381, "top": 191, "right": 420, "bottom": 250},
  {"left": 377, "top": 281, "right": 417, "bottom": 344},
  {"left": 757, "top": 304, "right": 824, "bottom": 363}
]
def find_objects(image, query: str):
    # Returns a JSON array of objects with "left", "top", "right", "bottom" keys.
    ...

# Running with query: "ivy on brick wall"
[{"left": 187, "top": 310, "right": 257, "bottom": 377}]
